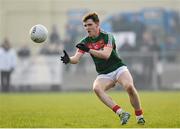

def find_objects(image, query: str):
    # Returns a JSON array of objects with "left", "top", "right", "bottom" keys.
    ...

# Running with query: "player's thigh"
[
  {"left": 93, "top": 78, "right": 115, "bottom": 91},
  {"left": 117, "top": 70, "right": 134, "bottom": 90}
]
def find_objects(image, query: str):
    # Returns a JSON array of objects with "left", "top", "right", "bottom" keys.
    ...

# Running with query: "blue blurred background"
[{"left": 0, "top": 0, "right": 180, "bottom": 92}]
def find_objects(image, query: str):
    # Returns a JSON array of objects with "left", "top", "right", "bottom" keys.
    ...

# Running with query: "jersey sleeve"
[
  {"left": 77, "top": 49, "right": 85, "bottom": 54},
  {"left": 76, "top": 38, "right": 86, "bottom": 54},
  {"left": 104, "top": 34, "right": 115, "bottom": 48}
]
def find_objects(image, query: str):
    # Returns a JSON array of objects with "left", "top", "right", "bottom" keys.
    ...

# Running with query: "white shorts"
[{"left": 96, "top": 66, "right": 128, "bottom": 82}]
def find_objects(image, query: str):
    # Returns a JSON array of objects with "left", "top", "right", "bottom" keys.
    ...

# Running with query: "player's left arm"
[
  {"left": 76, "top": 43, "right": 113, "bottom": 60},
  {"left": 89, "top": 34, "right": 114, "bottom": 60},
  {"left": 89, "top": 46, "right": 112, "bottom": 60},
  {"left": 76, "top": 34, "right": 115, "bottom": 60}
]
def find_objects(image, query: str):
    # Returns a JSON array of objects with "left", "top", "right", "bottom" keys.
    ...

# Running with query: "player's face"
[{"left": 83, "top": 19, "right": 99, "bottom": 37}]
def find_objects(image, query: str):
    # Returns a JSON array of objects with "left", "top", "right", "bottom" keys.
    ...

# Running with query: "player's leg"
[
  {"left": 93, "top": 78, "right": 130, "bottom": 125},
  {"left": 93, "top": 78, "right": 116, "bottom": 108},
  {"left": 117, "top": 70, "right": 145, "bottom": 124}
]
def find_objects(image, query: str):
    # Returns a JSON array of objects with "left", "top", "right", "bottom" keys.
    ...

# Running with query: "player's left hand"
[
  {"left": 76, "top": 43, "right": 90, "bottom": 52},
  {"left": 61, "top": 50, "right": 70, "bottom": 64}
]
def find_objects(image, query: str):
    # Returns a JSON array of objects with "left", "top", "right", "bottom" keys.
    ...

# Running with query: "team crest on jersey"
[{"left": 87, "top": 40, "right": 105, "bottom": 50}]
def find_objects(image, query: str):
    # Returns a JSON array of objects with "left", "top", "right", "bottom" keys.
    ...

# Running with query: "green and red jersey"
[{"left": 78, "top": 30, "right": 126, "bottom": 74}]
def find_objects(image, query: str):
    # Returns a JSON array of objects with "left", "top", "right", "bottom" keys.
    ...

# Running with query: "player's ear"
[{"left": 96, "top": 22, "right": 100, "bottom": 26}]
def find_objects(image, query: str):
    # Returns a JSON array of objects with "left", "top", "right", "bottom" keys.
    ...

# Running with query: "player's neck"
[{"left": 91, "top": 29, "right": 100, "bottom": 38}]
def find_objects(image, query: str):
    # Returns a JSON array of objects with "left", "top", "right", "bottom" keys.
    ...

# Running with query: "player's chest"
[{"left": 86, "top": 39, "right": 106, "bottom": 50}]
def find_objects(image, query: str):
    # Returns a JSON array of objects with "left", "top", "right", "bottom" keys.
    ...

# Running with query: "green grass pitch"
[{"left": 0, "top": 91, "right": 180, "bottom": 128}]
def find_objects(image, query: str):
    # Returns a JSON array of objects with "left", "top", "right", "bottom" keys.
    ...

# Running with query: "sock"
[
  {"left": 135, "top": 109, "right": 143, "bottom": 120},
  {"left": 112, "top": 105, "right": 123, "bottom": 115}
]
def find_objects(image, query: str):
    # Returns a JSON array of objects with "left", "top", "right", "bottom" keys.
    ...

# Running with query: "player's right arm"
[
  {"left": 69, "top": 49, "right": 84, "bottom": 64},
  {"left": 61, "top": 49, "right": 84, "bottom": 64}
]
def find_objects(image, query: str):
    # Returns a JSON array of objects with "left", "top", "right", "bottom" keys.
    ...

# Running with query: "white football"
[{"left": 29, "top": 24, "right": 48, "bottom": 43}]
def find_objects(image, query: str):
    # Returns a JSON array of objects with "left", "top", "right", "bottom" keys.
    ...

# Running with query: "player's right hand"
[
  {"left": 76, "top": 43, "right": 90, "bottom": 52},
  {"left": 61, "top": 50, "right": 70, "bottom": 64}
]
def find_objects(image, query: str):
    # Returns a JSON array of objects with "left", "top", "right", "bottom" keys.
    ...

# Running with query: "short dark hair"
[{"left": 83, "top": 12, "right": 99, "bottom": 23}]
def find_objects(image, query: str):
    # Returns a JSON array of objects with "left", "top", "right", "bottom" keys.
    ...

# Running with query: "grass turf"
[{"left": 0, "top": 91, "right": 180, "bottom": 128}]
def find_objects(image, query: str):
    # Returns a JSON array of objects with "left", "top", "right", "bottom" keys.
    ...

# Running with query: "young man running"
[{"left": 61, "top": 12, "right": 145, "bottom": 125}]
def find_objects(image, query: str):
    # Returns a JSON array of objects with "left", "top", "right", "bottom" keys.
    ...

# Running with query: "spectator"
[
  {"left": 159, "top": 35, "right": 178, "bottom": 61},
  {"left": 49, "top": 24, "right": 64, "bottom": 54},
  {"left": 111, "top": 15, "right": 124, "bottom": 32},
  {"left": 17, "top": 44, "right": 31, "bottom": 58},
  {"left": 119, "top": 38, "right": 135, "bottom": 52},
  {"left": 130, "top": 13, "right": 146, "bottom": 48},
  {"left": 49, "top": 24, "right": 61, "bottom": 45},
  {"left": 140, "top": 31, "right": 159, "bottom": 52},
  {"left": 63, "top": 36, "right": 74, "bottom": 53},
  {"left": 0, "top": 38, "right": 17, "bottom": 92}
]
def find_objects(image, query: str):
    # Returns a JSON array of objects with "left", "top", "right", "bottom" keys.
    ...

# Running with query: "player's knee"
[
  {"left": 93, "top": 84, "right": 102, "bottom": 94},
  {"left": 125, "top": 83, "right": 135, "bottom": 94}
]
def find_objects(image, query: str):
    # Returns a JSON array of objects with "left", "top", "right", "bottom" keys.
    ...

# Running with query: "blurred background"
[{"left": 1, "top": 0, "right": 180, "bottom": 92}]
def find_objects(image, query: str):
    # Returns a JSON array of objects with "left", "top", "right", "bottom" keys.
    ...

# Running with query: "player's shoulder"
[
  {"left": 78, "top": 36, "right": 89, "bottom": 44},
  {"left": 100, "top": 29, "right": 113, "bottom": 37},
  {"left": 100, "top": 29, "right": 114, "bottom": 41}
]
